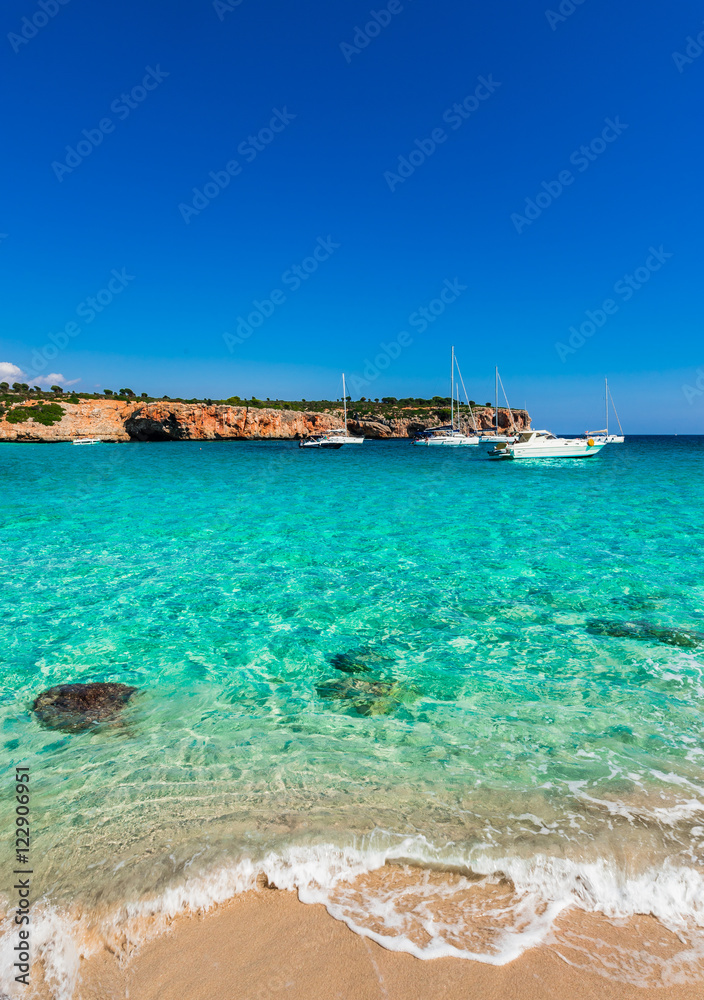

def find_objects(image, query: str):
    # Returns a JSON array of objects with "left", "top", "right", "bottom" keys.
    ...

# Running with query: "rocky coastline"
[{"left": 0, "top": 399, "right": 530, "bottom": 443}]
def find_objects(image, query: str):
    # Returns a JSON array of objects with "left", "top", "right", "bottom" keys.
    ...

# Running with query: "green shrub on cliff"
[
  {"left": 6, "top": 403, "right": 65, "bottom": 426},
  {"left": 5, "top": 407, "right": 30, "bottom": 424}
]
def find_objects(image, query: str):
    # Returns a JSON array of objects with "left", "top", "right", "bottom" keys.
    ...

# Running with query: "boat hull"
[
  {"left": 298, "top": 434, "right": 363, "bottom": 449},
  {"left": 413, "top": 435, "right": 479, "bottom": 447},
  {"left": 506, "top": 442, "right": 604, "bottom": 459},
  {"left": 298, "top": 441, "right": 343, "bottom": 449}
]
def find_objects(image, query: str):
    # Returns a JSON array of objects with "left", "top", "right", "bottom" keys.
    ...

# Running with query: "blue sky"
[{"left": 1, "top": 0, "right": 703, "bottom": 431}]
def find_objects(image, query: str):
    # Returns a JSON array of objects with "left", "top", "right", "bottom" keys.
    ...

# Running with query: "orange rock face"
[{"left": 0, "top": 399, "right": 530, "bottom": 443}]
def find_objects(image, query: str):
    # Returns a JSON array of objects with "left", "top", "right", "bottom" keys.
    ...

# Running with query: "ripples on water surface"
[{"left": 1, "top": 437, "right": 703, "bottom": 994}]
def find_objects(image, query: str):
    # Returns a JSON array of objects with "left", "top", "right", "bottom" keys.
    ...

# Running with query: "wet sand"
[{"left": 35, "top": 889, "right": 704, "bottom": 1000}]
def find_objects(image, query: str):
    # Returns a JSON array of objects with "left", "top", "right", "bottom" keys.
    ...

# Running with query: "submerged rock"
[
  {"left": 316, "top": 676, "right": 402, "bottom": 717},
  {"left": 587, "top": 619, "right": 704, "bottom": 649},
  {"left": 33, "top": 682, "right": 137, "bottom": 733}
]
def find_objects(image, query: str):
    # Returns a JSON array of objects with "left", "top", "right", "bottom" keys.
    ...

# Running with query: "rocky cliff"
[{"left": 0, "top": 399, "right": 530, "bottom": 443}]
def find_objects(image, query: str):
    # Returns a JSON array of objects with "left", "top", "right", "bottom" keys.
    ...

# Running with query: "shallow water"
[{"left": 1, "top": 437, "right": 704, "bottom": 994}]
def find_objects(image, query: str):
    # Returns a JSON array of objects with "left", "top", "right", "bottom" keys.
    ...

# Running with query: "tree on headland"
[
  {"left": 12, "top": 382, "right": 22, "bottom": 392},
  {"left": 140, "top": 392, "right": 148, "bottom": 398},
  {"left": 104, "top": 389, "right": 114, "bottom": 395},
  {"left": 119, "top": 388, "right": 135, "bottom": 396},
  {"left": 0, "top": 382, "right": 8, "bottom": 391},
  {"left": 50, "top": 385, "right": 62, "bottom": 394}
]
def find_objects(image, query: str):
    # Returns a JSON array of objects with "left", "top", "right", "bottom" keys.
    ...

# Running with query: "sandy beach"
[{"left": 28, "top": 887, "right": 704, "bottom": 1000}]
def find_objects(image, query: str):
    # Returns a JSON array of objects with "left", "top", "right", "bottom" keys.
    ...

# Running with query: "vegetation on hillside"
[
  {"left": 0, "top": 381, "right": 526, "bottom": 423},
  {"left": 3, "top": 402, "right": 65, "bottom": 426}
]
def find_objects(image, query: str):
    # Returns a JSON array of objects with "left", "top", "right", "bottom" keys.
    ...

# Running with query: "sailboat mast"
[
  {"left": 609, "top": 383, "right": 624, "bottom": 435},
  {"left": 495, "top": 366, "right": 498, "bottom": 436},
  {"left": 342, "top": 373, "right": 348, "bottom": 435},
  {"left": 605, "top": 376, "right": 609, "bottom": 437},
  {"left": 450, "top": 346, "right": 455, "bottom": 431}
]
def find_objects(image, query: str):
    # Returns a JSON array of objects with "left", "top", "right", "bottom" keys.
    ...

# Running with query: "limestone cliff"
[{"left": 0, "top": 399, "right": 530, "bottom": 443}]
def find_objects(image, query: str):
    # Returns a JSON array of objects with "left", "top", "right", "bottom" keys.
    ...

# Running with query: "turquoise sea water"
[{"left": 2, "top": 438, "right": 704, "bottom": 991}]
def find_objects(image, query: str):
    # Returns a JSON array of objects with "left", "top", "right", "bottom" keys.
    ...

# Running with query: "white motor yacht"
[
  {"left": 488, "top": 429, "right": 604, "bottom": 460},
  {"left": 71, "top": 438, "right": 102, "bottom": 446}
]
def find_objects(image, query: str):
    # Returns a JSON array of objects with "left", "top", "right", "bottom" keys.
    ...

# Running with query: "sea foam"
[{"left": 2, "top": 832, "right": 704, "bottom": 999}]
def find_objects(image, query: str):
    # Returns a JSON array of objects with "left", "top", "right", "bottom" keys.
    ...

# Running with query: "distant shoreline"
[{"left": 0, "top": 398, "right": 530, "bottom": 444}]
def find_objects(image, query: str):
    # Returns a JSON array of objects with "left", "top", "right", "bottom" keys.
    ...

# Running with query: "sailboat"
[
  {"left": 588, "top": 377, "right": 625, "bottom": 444},
  {"left": 298, "top": 374, "right": 365, "bottom": 449},
  {"left": 479, "top": 367, "right": 519, "bottom": 443},
  {"left": 413, "top": 347, "right": 479, "bottom": 446}
]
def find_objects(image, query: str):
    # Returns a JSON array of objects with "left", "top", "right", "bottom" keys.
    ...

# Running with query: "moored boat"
[
  {"left": 71, "top": 438, "right": 102, "bottom": 446},
  {"left": 587, "top": 377, "right": 625, "bottom": 444},
  {"left": 413, "top": 426, "right": 479, "bottom": 447},
  {"left": 488, "top": 429, "right": 604, "bottom": 460},
  {"left": 413, "top": 347, "right": 479, "bottom": 447},
  {"left": 298, "top": 374, "right": 364, "bottom": 449}
]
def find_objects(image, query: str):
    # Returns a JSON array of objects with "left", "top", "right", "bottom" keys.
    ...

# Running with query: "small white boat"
[
  {"left": 414, "top": 427, "right": 479, "bottom": 447},
  {"left": 71, "top": 438, "right": 102, "bottom": 446},
  {"left": 299, "top": 374, "right": 364, "bottom": 449},
  {"left": 587, "top": 377, "right": 625, "bottom": 444},
  {"left": 413, "top": 347, "right": 479, "bottom": 447},
  {"left": 488, "top": 429, "right": 604, "bottom": 460},
  {"left": 299, "top": 431, "right": 363, "bottom": 449}
]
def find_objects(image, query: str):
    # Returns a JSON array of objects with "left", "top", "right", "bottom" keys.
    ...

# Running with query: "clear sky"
[{"left": 2, "top": 0, "right": 703, "bottom": 432}]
